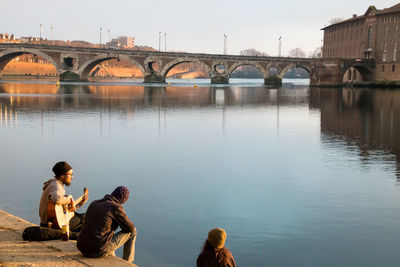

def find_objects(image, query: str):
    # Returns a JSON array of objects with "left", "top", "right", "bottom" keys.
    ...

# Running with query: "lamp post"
[
  {"left": 278, "top": 36, "right": 282, "bottom": 57},
  {"left": 164, "top": 32, "right": 167, "bottom": 52},
  {"left": 40, "top": 24, "right": 43, "bottom": 44},
  {"left": 108, "top": 29, "right": 111, "bottom": 43},
  {"left": 320, "top": 38, "right": 323, "bottom": 58},
  {"left": 100, "top": 27, "right": 102, "bottom": 47},
  {"left": 223, "top": 34, "right": 227, "bottom": 55},
  {"left": 50, "top": 25, "right": 54, "bottom": 44},
  {"left": 158, "top": 30, "right": 161, "bottom": 52}
]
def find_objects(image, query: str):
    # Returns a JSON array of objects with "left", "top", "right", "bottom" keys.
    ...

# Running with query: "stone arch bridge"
[
  {"left": 0, "top": 43, "right": 376, "bottom": 86},
  {"left": 0, "top": 43, "right": 313, "bottom": 85}
]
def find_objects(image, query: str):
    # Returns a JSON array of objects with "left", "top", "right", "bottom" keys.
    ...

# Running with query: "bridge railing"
[{"left": 0, "top": 43, "right": 313, "bottom": 62}]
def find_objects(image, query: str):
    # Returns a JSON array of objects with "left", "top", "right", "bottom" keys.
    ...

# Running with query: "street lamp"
[
  {"left": 108, "top": 29, "right": 111, "bottom": 43},
  {"left": 100, "top": 27, "right": 102, "bottom": 46},
  {"left": 223, "top": 34, "right": 227, "bottom": 55},
  {"left": 40, "top": 24, "right": 43, "bottom": 44},
  {"left": 158, "top": 30, "right": 161, "bottom": 52},
  {"left": 164, "top": 32, "right": 167, "bottom": 52},
  {"left": 278, "top": 36, "right": 282, "bottom": 57},
  {"left": 50, "top": 25, "right": 54, "bottom": 44}
]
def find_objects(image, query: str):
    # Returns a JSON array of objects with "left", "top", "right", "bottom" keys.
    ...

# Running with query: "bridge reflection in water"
[
  {"left": 1, "top": 82, "right": 399, "bottom": 179},
  {"left": 0, "top": 82, "right": 308, "bottom": 110},
  {"left": 2, "top": 82, "right": 400, "bottom": 267}
]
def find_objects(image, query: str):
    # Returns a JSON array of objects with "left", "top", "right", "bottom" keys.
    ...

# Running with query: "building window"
[
  {"left": 396, "top": 25, "right": 399, "bottom": 36},
  {"left": 383, "top": 42, "right": 387, "bottom": 62},
  {"left": 353, "top": 69, "right": 357, "bottom": 80},
  {"left": 382, "top": 65, "right": 385, "bottom": 72},
  {"left": 393, "top": 65, "right": 396, "bottom": 72},
  {"left": 367, "top": 26, "right": 373, "bottom": 48},
  {"left": 348, "top": 69, "right": 352, "bottom": 80},
  {"left": 393, "top": 42, "right": 397, "bottom": 61},
  {"left": 385, "top": 26, "right": 388, "bottom": 38}
]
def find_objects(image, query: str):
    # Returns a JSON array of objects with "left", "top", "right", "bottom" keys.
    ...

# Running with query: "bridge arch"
[
  {"left": 278, "top": 63, "right": 311, "bottom": 79},
  {"left": 161, "top": 57, "right": 211, "bottom": 79},
  {"left": 342, "top": 64, "right": 373, "bottom": 82},
  {"left": 78, "top": 54, "right": 146, "bottom": 80},
  {"left": 226, "top": 61, "right": 267, "bottom": 79},
  {"left": 0, "top": 48, "right": 61, "bottom": 75}
]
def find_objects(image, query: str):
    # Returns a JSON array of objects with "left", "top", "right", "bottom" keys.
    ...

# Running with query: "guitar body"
[{"left": 46, "top": 194, "right": 85, "bottom": 229}]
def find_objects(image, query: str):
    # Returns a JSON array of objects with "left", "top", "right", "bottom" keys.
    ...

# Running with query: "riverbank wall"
[{"left": 0, "top": 209, "right": 137, "bottom": 267}]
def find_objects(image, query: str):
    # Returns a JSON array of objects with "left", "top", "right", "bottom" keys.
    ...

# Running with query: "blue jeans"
[{"left": 104, "top": 227, "right": 137, "bottom": 263}]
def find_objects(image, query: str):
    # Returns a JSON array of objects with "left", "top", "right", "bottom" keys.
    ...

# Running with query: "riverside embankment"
[{"left": 0, "top": 210, "right": 137, "bottom": 267}]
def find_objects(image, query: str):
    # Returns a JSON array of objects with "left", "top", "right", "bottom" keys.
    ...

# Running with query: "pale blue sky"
[{"left": 1, "top": 1, "right": 399, "bottom": 56}]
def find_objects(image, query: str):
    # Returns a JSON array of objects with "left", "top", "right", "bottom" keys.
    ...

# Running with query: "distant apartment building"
[
  {"left": 322, "top": 4, "right": 400, "bottom": 82},
  {"left": 106, "top": 36, "right": 135, "bottom": 49}
]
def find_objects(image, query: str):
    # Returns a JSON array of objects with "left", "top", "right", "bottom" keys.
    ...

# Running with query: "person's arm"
[
  {"left": 48, "top": 182, "right": 73, "bottom": 205},
  {"left": 112, "top": 205, "right": 135, "bottom": 233}
]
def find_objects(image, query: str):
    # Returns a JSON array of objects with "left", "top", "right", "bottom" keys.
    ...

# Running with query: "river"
[{"left": 0, "top": 78, "right": 399, "bottom": 267}]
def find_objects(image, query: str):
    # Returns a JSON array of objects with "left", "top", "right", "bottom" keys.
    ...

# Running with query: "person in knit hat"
[
  {"left": 197, "top": 228, "right": 236, "bottom": 267},
  {"left": 39, "top": 161, "right": 88, "bottom": 231},
  {"left": 77, "top": 186, "right": 137, "bottom": 264}
]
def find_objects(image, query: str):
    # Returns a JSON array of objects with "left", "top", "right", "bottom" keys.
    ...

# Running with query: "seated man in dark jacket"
[{"left": 77, "top": 186, "right": 137, "bottom": 263}]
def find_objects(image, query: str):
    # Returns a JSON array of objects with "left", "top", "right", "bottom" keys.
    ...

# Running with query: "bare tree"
[
  {"left": 288, "top": 48, "right": 306, "bottom": 58},
  {"left": 240, "top": 48, "right": 268, "bottom": 57},
  {"left": 309, "top": 47, "right": 322, "bottom": 58},
  {"left": 329, "top": 17, "right": 344, "bottom": 25}
]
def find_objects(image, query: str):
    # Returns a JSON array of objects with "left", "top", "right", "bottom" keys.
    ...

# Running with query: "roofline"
[
  {"left": 321, "top": 17, "right": 363, "bottom": 30},
  {"left": 321, "top": 4, "right": 400, "bottom": 31}
]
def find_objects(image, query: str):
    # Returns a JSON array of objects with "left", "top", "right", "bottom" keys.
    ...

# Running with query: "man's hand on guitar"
[{"left": 68, "top": 199, "right": 76, "bottom": 212}]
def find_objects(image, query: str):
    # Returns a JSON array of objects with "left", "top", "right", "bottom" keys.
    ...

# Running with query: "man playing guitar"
[{"left": 39, "top": 161, "right": 89, "bottom": 231}]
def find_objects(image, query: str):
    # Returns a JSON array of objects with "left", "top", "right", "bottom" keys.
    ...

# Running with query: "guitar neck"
[{"left": 74, "top": 194, "right": 86, "bottom": 209}]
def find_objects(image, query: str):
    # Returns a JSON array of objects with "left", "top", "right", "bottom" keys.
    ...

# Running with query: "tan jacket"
[{"left": 39, "top": 178, "right": 74, "bottom": 225}]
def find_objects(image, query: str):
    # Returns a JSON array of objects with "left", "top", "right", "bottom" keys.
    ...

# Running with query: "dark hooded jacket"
[
  {"left": 77, "top": 194, "right": 135, "bottom": 257},
  {"left": 197, "top": 248, "right": 236, "bottom": 267}
]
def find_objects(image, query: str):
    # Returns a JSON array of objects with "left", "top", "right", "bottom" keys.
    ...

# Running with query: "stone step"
[{"left": 0, "top": 210, "right": 138, "bottom": 267}]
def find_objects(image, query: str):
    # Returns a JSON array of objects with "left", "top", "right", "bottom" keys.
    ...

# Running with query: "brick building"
[
  {"left": 322, "top": 4, "right": 400, "bottom": 83},
  {"left": 106, "top": 36, "right": 135, "bottom": 49}
]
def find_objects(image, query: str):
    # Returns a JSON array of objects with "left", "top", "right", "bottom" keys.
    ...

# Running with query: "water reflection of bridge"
[
  {"left": 0, "top": 82, "right": 309, "bottom": 107},
  {"left": 310, "top": 88, "right": 400, "bottom": 179},
  {"left": 0, "top": 82, "right": 309, "bottom": 128}
]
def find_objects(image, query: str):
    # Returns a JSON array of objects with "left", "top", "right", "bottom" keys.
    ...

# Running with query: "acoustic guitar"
[{"left": 46, "top": 188, "right": 89, "bottom": 229}]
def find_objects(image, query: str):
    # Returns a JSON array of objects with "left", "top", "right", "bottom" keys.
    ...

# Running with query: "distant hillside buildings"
[
  {"left": 106, "top": 36, "right": 135, "bottom": 49},
  {"left": 1, "top": 33, "right": 136, "bottom": 49},
  {"left": 322, "top": 3, "right": 400, "bottom": 82}
]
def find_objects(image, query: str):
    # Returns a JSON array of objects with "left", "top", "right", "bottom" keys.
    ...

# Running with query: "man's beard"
[{"left": 64, "top": 181, "right": 71, "bottom": 186}]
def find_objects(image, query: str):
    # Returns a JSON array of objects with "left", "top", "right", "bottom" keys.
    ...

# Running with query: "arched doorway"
[{"left": 342, "top": 65, "right": 373, "bottom": 85}]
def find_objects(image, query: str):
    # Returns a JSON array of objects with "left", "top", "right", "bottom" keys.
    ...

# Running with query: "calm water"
[{"left": 1, "top": 79, "right": 400, "bottom": 267}]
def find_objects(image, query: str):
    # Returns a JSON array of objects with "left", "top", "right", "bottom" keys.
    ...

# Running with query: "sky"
[{"left": 1, "top": 0, "right": 399, "bottom": 56}]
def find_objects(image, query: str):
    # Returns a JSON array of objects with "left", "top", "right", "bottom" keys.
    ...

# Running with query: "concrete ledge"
[{"left": 0, "top": 210, "right": 137, "bottom": 267}]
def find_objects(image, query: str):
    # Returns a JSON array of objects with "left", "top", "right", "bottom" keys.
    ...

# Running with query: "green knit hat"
[{"left": 207, "top": 228, "right": 227, "bottom": 248}]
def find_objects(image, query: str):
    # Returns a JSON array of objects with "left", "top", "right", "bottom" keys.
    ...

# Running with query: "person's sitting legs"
[{"left": 104, "top": 227, "right": 137, "bottom": 263}]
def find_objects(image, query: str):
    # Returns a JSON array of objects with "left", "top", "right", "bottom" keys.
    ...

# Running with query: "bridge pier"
[
  {"left": 144, "top": 74, "right": 165, "bottom": 83},
  {"left": 59, "top": 71, "right": 81, "bottom": 82},
  {"left": 264, "top": 76, "right": 282, "bottom": 86},
  {"left": 211, "top": 76, "right": 229, "bottom": 84}
]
